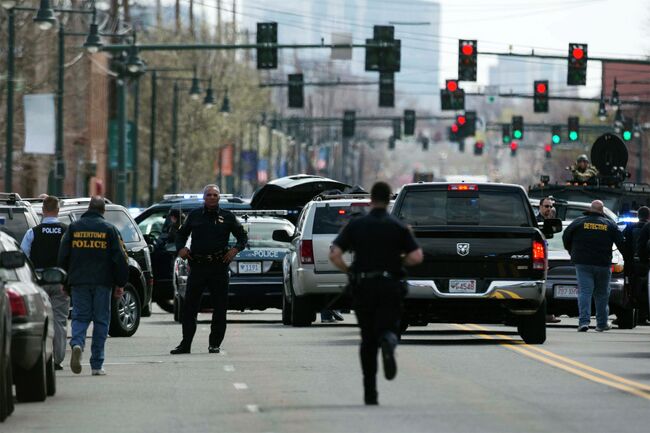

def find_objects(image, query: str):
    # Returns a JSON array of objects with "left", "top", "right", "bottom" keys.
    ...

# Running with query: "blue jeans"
[
  {"left": 575, "top": 264, "right": 611, "bottom": 328},
  {"left": 70, "top": 285, "right": 112, "bottom": 370}
]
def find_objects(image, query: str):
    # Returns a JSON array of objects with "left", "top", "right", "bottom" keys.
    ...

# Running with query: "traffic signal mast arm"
[
  {"left": 99, "top": 41, "right": 394, "bottom": 52},
  {"left": 465, "top": 91, "right": 650, "bottom": 107}
]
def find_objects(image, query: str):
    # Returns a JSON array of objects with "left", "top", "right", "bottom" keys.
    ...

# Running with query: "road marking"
[
  {"left": 455, "top": 323, "right": 650, "bottom": 401},
  {"left": 233, "top": 382, "right": 249, "bottom": 390},
  {"left": 246, "top": 404, "right": 260, "bottom": 413},
  {"left": 224, "top": 365, "right": 235, "bottom": 372}
]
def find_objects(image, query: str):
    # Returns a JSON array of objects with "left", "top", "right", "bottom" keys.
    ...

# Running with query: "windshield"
[
  {"left": 397, "top": 190, "right": 530, "bottom": 226},
  {"left": 229, "top": 221, "right": 294, "bottom": 248},
  {"left": 0, "top": 208, "right": 31, "bottom": 241},
  {"left": 138, "top": 210, "right": 168, "bottom": 237},
  {"left": 74, "top": 210, "right": 141, "bottom": 243}
]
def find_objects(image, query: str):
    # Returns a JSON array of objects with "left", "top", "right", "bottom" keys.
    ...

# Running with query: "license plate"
[
  {"left": 238, "top": 262, "right": 262, "bottom": 274},
  {"left": 449, "top": 279, "right": 477, "bottom": 293},
  {"left": 554, "top": 285, "right": 579, "bottom": 299}
]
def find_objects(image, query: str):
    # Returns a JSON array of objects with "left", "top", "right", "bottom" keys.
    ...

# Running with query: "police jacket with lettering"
[
  {"left": 58, "top": 211, "right": 129, "bottom": 288},
  {"left": 31, "top": 222, "right": 67, "bottom": 268},
  {"left": 562, "top": 212, "right": 625, "bottom": 267},
  {"left": 175, "top": 206, "right": 248, "bottom": 255}
]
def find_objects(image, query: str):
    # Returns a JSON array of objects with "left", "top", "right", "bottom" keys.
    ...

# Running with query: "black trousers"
[
  {"left": 181, "top": 262, "right": 229, "bottom": 348},
  {"left": 632, "top": 262, "right": 649, "bottom": 318},
  {"left": 353, "top": 278, "right": 403, "bottom": 397}
]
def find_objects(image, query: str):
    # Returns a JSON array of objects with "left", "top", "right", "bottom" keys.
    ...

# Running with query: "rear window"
[
  {"left": 397, "top": 189, "right": 530, "bottom": 227},
  {"left": 0, "top": 208, "right": 30, "bottom": 241},
  {"left": 312, "top": 205, "right": 369, "bottom": 234},
  {"left": 74, "top": 210, "right": 141, "bottom": 243}
]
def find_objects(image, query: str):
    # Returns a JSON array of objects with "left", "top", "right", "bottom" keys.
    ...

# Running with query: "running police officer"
[
  {"left": 170, "top": 184, "right": 248, "bottom": 355},
  {"left": 20, "top": 195, "right": 68, "bottom": 370},
  {"left": 329, "top": 181, "right": 423, "bottom": 405}
]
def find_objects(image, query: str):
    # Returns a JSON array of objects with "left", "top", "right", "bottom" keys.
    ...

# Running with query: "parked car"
[
  {"left": 55, "top": 200, "right": 153, "bottom": 337},
  {"left": 0, "top": 232, "right": 66, "bottom": 402},
  {"left": 530, "top": 198, "right": 618, "bottom": 222},
  {"left": 173, "top": 212, "right": 295, "bottom": 322},
  {"left": 545, "top": 222, "right": 632, "bottom": 327},
  {"left": 135, "top": 194, "right": 250, "bottom": 313},
  {"left": 0, "top": 280, "right": 13, "bottom": 422},
  {"left": 0, "top": 193, "right": 40, "bottom": 242},
  {"left": 277, "top": 194, "right": 371, "bottom": 326}
]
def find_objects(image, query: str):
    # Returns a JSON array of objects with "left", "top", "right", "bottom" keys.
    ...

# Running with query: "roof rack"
[
  {"left": 162, "top": 193, "right": 236, "bottom": 200},
  {"left": 0, "top": 193, "right": 22, "bottom": 204},
  {"left": 313, "top": 193, "right": 370, "bottom": 201}
]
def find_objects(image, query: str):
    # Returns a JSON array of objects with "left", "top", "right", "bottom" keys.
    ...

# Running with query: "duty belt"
[
  {"left": 358, "top": 271, "right": 399, "bottom": 280},
  {"left": 190, "top": 250, "right": 228, "bottom": 264}
]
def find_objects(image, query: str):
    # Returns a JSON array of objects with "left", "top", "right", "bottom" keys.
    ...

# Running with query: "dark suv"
[
  {"left": 0, "top": 193, "right": 40, "bottom": 242},
  {"left": 135, "top": 194, "right": 250, "bottom": 313}
]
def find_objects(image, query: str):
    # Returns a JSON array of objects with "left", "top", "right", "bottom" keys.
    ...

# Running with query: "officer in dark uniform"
[
  {"left": 631, "top": 207, "right": 650, "bottom": 321},
  {"left": 170, "top": 184, "right": 248, "bottom": 355},
  {"left": 329, "top": 181, "right": 423, "bottom": 405},
  {"left": 20, "top": 195, "right": 68, "bottom": 369}
]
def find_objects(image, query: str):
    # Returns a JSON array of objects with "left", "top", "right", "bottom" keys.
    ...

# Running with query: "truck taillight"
[
  {"left": 532, "top": 240, "right": 546, "bottom": 270},
  {"left": 300, "top": 240, "right": 314, "bottom": 264},
  {"left": 7, "top": 288, "right": 27, "bottom": 317}
]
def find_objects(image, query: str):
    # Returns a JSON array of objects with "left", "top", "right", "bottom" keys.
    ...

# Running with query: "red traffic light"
[
  {"left": 451, "top": 124, "right": 459, "bottom": 133},
  {"left": 510, "top": 142, "right": 518, "bottom": 151},
  {"left": 457, "top": 115, "right": 466, "bottom": 125},
  {"left": 544, "top": 144, "right": 552, "bottom": 152},
  {"left": 572, "top": 47, "right": 584, "bottom": 60},
  {"left": 476, "top": 141, "right": 484, "bottom": 149},
  {"left": 536, "top": 82, "right": 547, "bottom": 94},
  {"left": 446, "top": 80, "right": 458, "bottom": 92},
  {"left": 461, "top": 44, "right": 474, "bottom": 56}
]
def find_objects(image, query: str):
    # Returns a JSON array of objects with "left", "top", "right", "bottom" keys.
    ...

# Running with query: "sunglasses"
[{"left": 542, "top": 205, "right": 554, "bottom": 208}]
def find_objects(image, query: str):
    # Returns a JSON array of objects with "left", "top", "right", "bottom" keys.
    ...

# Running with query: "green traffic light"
[
  {"left": 503, "top": 136, "right": 511, "bottom": 144},
  {"left": 513, "top": 130, "right": 522, "bottom": 139},
  {"left": 552, "top": 135, "right": 561, "bottom": 144},
  {"left": 569, "top": 131, "right": 578, "bottom": 141},
  {"left": 623, "top": 130, "right": 632, "bottom": 141}
]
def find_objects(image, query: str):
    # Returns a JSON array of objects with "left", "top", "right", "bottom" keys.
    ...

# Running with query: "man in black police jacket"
[
  {"left": 20, "top": 195, "right": 68, "bottom": 369},
  {"left": 170, "top": 184, "right": 248, "bottom": 355},
  {"left": 623, "top": 206, "right": 650, "bottom": 322},
  {"left": 329, "top": 181, "right": 423, "bottom": 405}
]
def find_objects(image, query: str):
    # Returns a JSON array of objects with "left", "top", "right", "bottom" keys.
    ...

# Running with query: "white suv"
[{"left": 279, "top": 195, "right": 370, "bottom": 326}]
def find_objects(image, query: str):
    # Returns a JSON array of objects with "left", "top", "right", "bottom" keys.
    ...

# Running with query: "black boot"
[
  {"left": 381, "top": 332, "right": 398, "bottom": 380},
  {"left": 170, "top": 343, "right": 190, "bottom": 355},
  {"left": 363, "top": 376, "right": 378, "bottom": 405}
]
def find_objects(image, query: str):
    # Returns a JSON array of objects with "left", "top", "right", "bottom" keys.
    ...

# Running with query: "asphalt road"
[{"left": 5, "top": 308, "right": 650, "bottom": 433}]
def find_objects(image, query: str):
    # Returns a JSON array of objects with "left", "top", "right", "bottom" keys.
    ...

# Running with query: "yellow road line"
[{"left": 453, "top": 323, "right": 650, "bottom": 401}]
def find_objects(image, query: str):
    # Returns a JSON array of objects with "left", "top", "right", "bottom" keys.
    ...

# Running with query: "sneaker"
[
  {"left": 208, "top": 346, "right": 220, "bottom": 354},
  {"left": 91, "top": 369, "right": 106, "bottom": 376},
  {"left": 595, "top": 323, "right": 612, "bottom": 332},
  {"left": 381, "top": 338, "right": 397, "bottom": 381},
  {"left": 70, "top": 345, "right": 82, "bottom": 374},
  {"left": 577, "top": 325, "right": 589, "bottom": 332}
]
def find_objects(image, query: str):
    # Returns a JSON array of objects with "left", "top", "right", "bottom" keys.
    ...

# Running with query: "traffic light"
[
  {"left": 365, "top": 25, "right": 401, "bottom": 72},
  {"left": 404, "top": 110, "right": 416, "bottom": 136},
  {"left": 567, "top": 43, "right": 587, "bottom": 85},
  {"left": 342, "top": 110, "right": 355, "bottom": 138},
  {"left": 568, "top": 116, "right": 579, "bottom": 141},
  {"left": 473, "top": 141, "right": 484, "bottom": 156},
  {"left": 533, "top": 80, "right": 549, "bottom": 113},
  {"left": 458, "top": 39, "right": 477, "bottom": 82},
  {"left": 510, "top": 141, "right": 518, "bottom": 157},
  {"left": 512, "top": 116, "right": 524, "bottom": 139},
  {"left": 288, "top": 73, "right": 304, "bottom": 108},
  {"left": 502, "top": 124, "right": 511, "bottom": 144},
  {"left": 464, "top": 111, "right": 476, "bottom": 137},
  {"left": 545, "top": 143, "right": 552, "bottom": 159},
  {"left": 551, "top": 125, "right": 561, "bottom": 145},
  {"left": 393, "top": 118, "right": 401, "bottom": 140},
  {"left": 622, "top": 118, "right": 633, "bottom": 141},
  {"left": 441, "top": 79, "right": 465, "bottom": 110},
  {"left": 379, "top": 72, "right": 394, "bottom": 107},
  {"left": 256, "top": 22, "right": 278, "bottom": 69},
  {"left": 449, "top": 124, "right": 459, "bottom": 142}
]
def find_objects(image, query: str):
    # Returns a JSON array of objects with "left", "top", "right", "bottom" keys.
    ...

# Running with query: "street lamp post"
[
  {"left": 4, "top": 8, "right": 15, "bottom": 191},
  {"left": 131, "top": 77, "right": 140, "bottom": 206},
  {"left": 116, "top": 78, "right": 128, "bottom": 205},
  {"left": 54, "top": 22, "right": 65, "bottom": 195},
  {"left": 149, "top": 71, "right": 157, "bottom": 205},
  {"left": 171, "top": 82, "right": 179, "bottom": 193}
]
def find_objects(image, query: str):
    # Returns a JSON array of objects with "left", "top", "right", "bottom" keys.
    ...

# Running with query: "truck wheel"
[
  {"left": 46, "top": 354, "right": 56, "bottom": 397},
  {"left": 282, "top": 288, "right": 292, "bottom": 326},
  {"left": 109, "top": 284, "right": 141, "bottom": 337},
  {"left": 15, "top": 340, "right": 47, "bottom": 402},
  {"left": 291, "top": 294, "right": 314, "bottom": 327},
  {"left": 156, "top": 300, "right": 175, "bottom": 313},
  {"left": 616, "top": 307, "right": 637, "bottom": 329},
  {"left": 517, "top": 301, "right": 547, "bottom": 344}
]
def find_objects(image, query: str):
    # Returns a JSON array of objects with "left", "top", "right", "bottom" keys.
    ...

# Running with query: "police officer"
[
  {"left": 571, "top": 154, "right": 599, "bottom": 183},
  {"left": 170, "top": 184, "right": 248, "bottom": 355},
  {"left": 563, "top": 200, "right": 626, "bottom": 332},
  {"left": 329, "top": 182, "right": 423, "bottom": 405},
  {"left": 58, "top": 196, "right": 129, "bottom": 375},
  {"left": 20, "top": 195, "right": 68, "bottom": 370},
  {"left": 536, "top": 196, "right": 556, "bottom": 223},
  {"left": 633, "top": 207, "right": 650, "bottom": 321}
]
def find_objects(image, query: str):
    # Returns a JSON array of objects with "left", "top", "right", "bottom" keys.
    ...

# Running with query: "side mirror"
[
  {"left": 38, "top": 267, "right": 67, "bottom": 285},
  {"left": 0, "top": 251, "right": 26, "bottom": 269},
  {"left": 272, "top": 229, "right": 293, "bottom": 243},
  {"left": 541, "top": 218, "right": 563, "bottom": 237}
]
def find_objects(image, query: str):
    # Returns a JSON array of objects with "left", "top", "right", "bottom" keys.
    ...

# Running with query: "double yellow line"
[{"left": 454, "top": 323, "right": 650, "bottom": 401}]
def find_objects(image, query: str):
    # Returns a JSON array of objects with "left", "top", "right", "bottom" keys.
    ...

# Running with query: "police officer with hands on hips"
[
  {"left": 171, "top": 184, "right": 248, "bottom": 355},
  {"left": 329, "top": 181, "right": 423, "bottom": 406},
  {"left": 20, "top": 195, "right": 68, "bottom": 370}
]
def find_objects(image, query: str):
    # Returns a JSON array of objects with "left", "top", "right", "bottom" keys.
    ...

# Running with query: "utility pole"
[
  {"left": 131, "top": 78, "right": 140, "bottom": 206},
  {"left": 116, "top": 79, "right": 128, "bottom": 205},
  {"left": 4, "top": 8, "right": 15, "bottom": 191},
  {"left": 149, "top": 71, "right": 157, "bottom": 205},
  {"left": 171, "top": 83, "right": 179, "bottom": 193}
]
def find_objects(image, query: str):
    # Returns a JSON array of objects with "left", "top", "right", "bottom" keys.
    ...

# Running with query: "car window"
[
  {"left": 59, "top": 214, "right": 73, "bottom": 225},
  {"left": 104, "top": 210, "right": 141, "bottom": 243},
  {"left": 0, "top": 267, "right": 18, "bottom": 281},
  {"left": 398, "top": 190, "right": 530, "bottom": 226},
  {"left": 312, "top": 204, "right": 369, "bottom": 234},
  {"left": 0, "top": 208, "right": 31, "bottom": 241},
  {"left": 15, "top": 261, "right": 37, "bottom": 283},
  {"left": 137, "top": 210, "right": 168, "bottom": 237},
  {"left": 228, "top": 221, "right": 295, "bottom": 248}
]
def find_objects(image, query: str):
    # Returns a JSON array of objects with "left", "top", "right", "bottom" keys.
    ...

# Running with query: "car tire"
[
  {"left": 0, "top": 336, "right": 10, "bottom": 422},
  {"left": 5, "top": 352, "right": 13, "bottom": 418},
  {"left": 282, "top": 285, "right": 292, "bottom": 326},
  {"left": 142, "top": 300, "right": 152, "bottom": 317},
  {"left": 291, "top": 293, "right": 314, "bottom": 327},
  {"left": 15, "top": 339, "right": 47, "bottom": 403},
  {"left": 173, "top": 295, "right": 184, "bottom": 323},
  {"left": 109, "top": 283, "right": 141, "bottom": 337},
  {"left": 156, "top": 299, "right": 175, "bottom": 313},
  {"left": 517, "top": 300, "right": 547, "bottom": 345},
  {"left": 46, "top": 354, "right": 56, "bottom": 397},
  {"left": 616, "top": 307, "right": 637, "bottom": 330}
]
